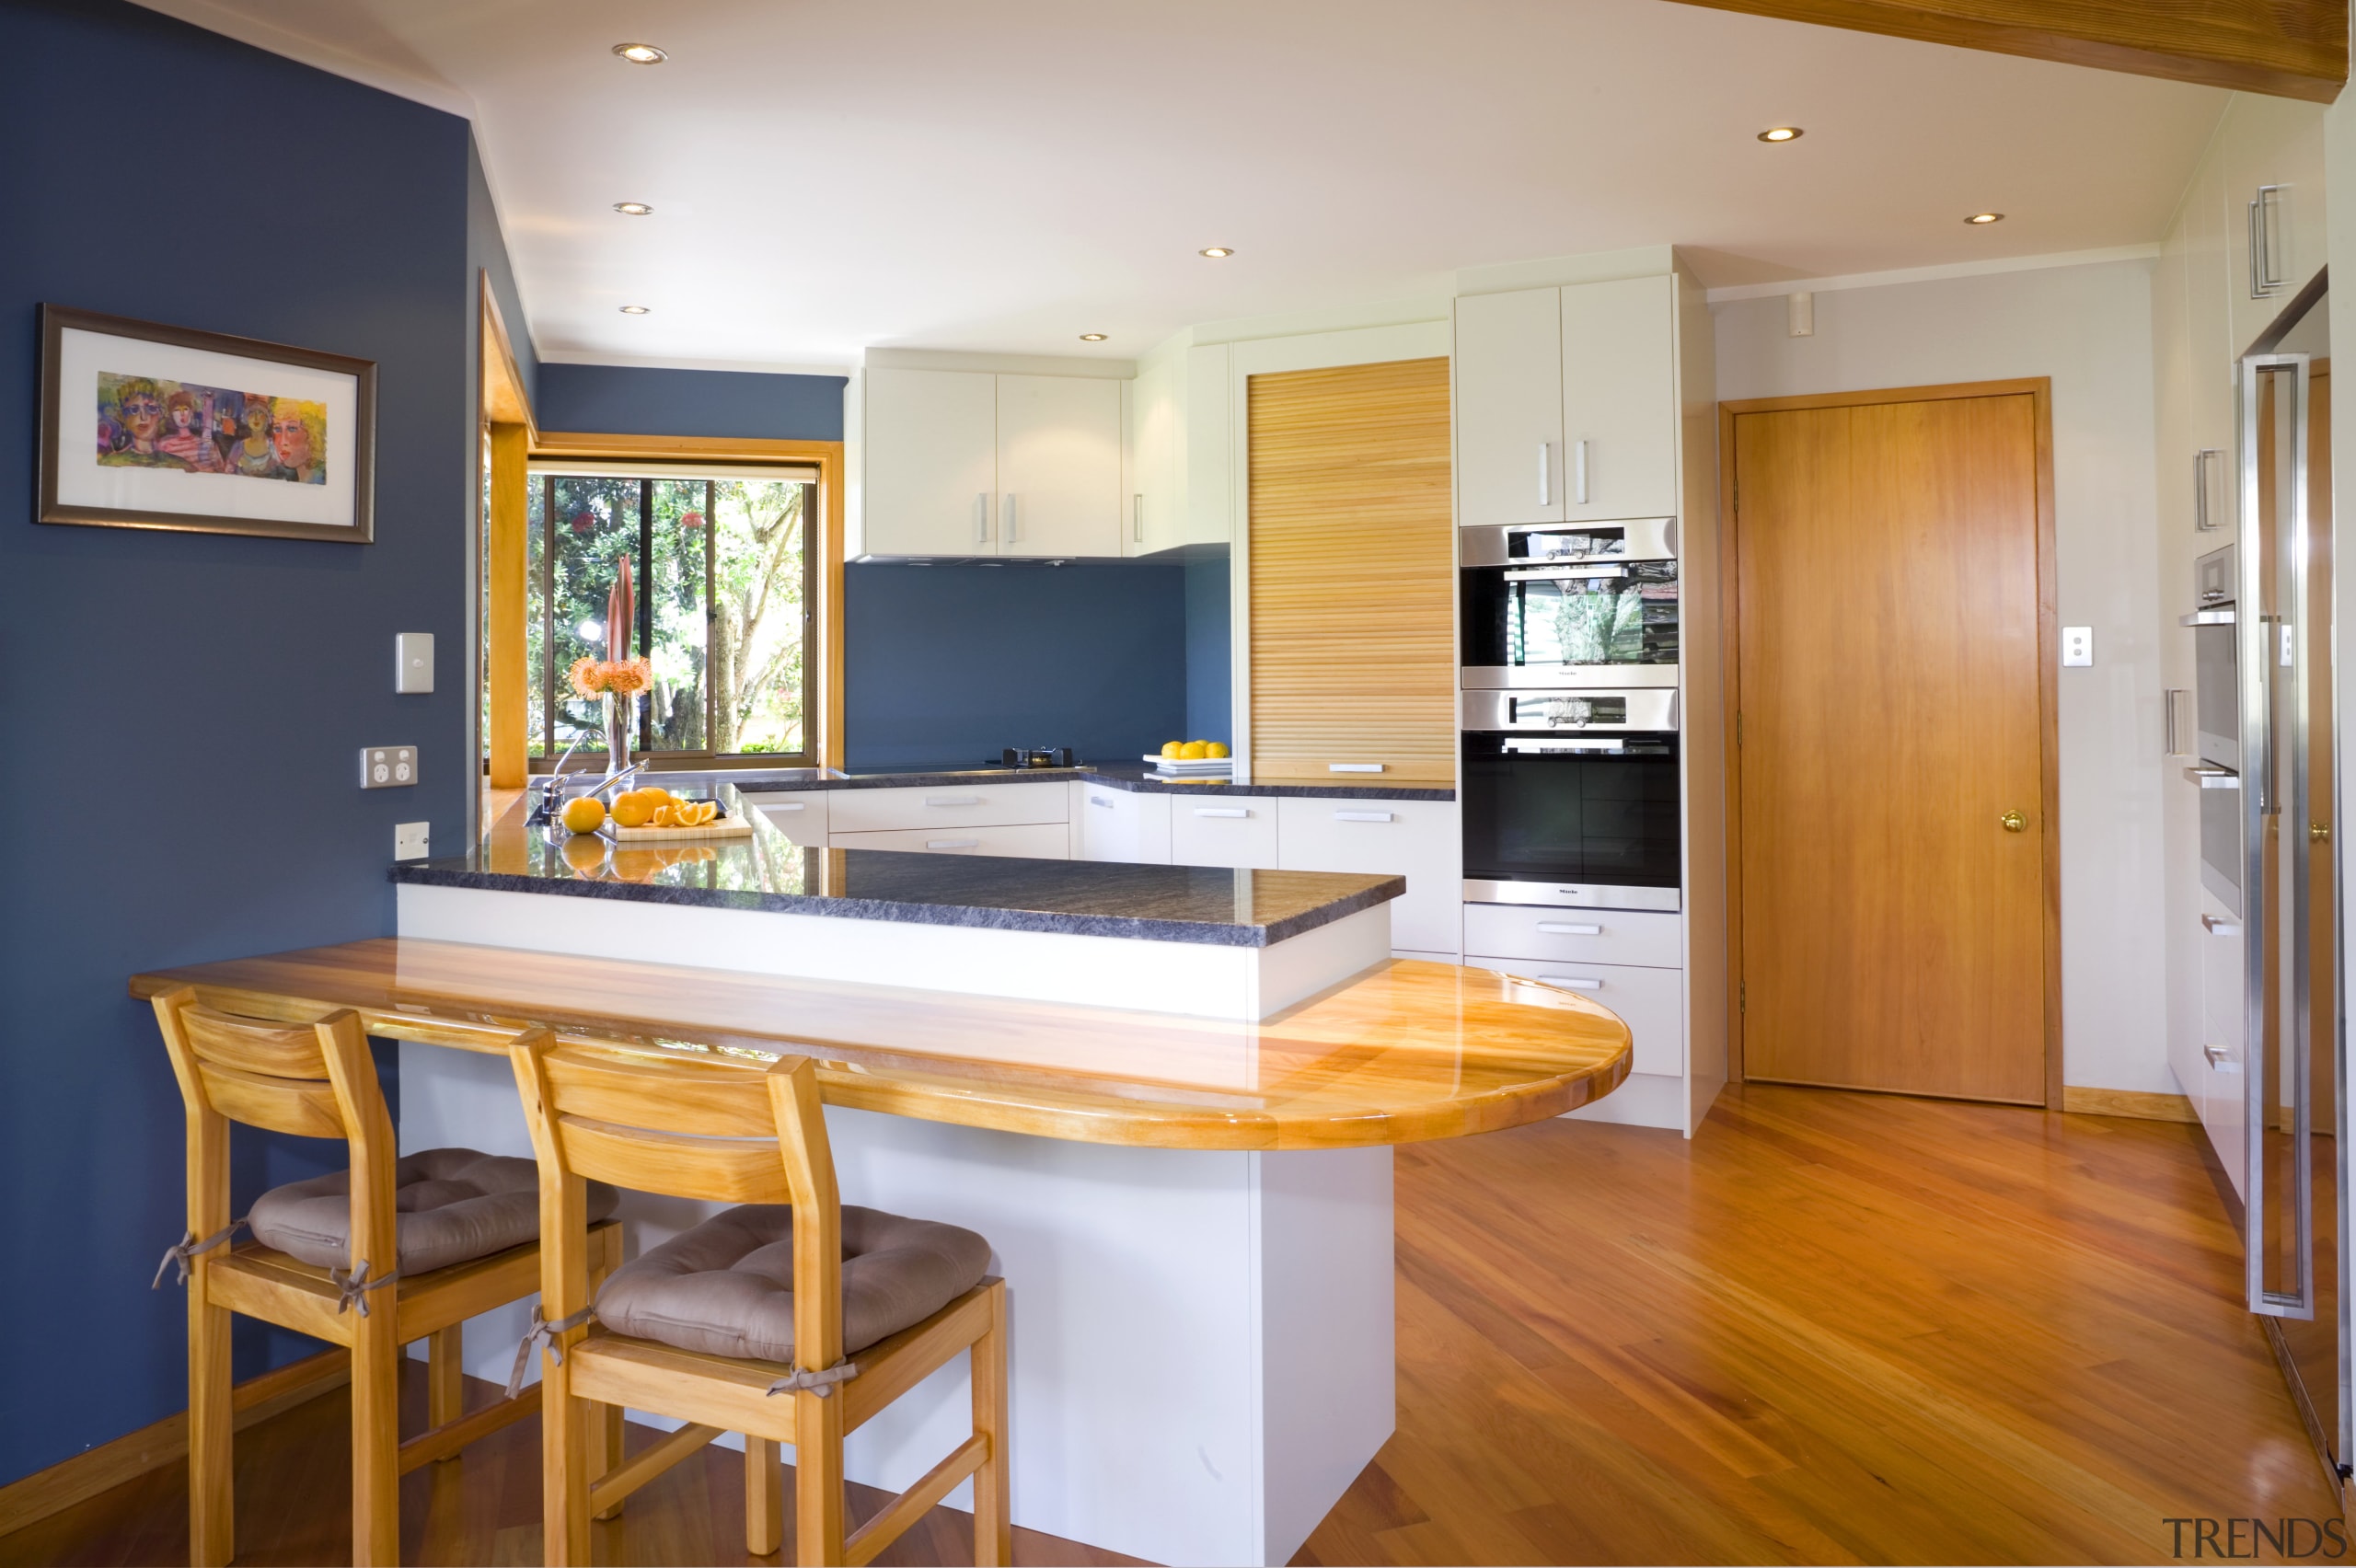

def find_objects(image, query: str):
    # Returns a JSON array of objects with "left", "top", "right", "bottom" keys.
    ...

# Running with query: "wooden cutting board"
[{"left": 602, "top": 812, "right": 754, "bottom": 845}]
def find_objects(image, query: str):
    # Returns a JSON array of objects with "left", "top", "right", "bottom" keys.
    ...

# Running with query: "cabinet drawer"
[
  {"left": 826, "top": 781, "right": 1069, "bottom": 834},
  {"left": 1275, "top": 798, "right": 1459, "bottom": 954},
  {"left": 1171, "top": 797, "right": 1277, "bottom": 869},
  {"left": 1462, "top": 903, "right": 1680, "bottom": 968},
  {"left": 1465, "top": 957, "right": 1683, "bottom": 1078},
  {"left": 751, "top": 792, "right": 829, "bottom": 847},
  {"left": 1074, "top": 785, "right": 1172, "bottom": 864},
  {"left": 828, "top": 823, "right": 1073, "bottom": 859}
]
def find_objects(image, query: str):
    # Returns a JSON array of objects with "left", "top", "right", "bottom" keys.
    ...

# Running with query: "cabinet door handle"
[
  {"left": 2202, "top": 913, "right": 2242, "bottom": 935},
  {"left": 2250, "top": 184, "right": 2287, "bottom": 296},
  {"left": 2204, "top": 1044, "right": 2238, "bottom": 1072},
  {"left": 1328, "top": 762, "right": 1385, "bottom": 773},
  {"left": 976, "top": 491, "right": 991, "bottom": 545},
  {"left": 2193, "top": 449, "right": 2223, "bottom": 531},
  {"left": 1090, "top": 795, "right": 1114, "bottom": 809},
  {"left": 1538, "top": 442, "right": 1553, "bottom": 507},
  {"left": 1574, "top": 439, "right": 1591, "bottom": 505},
  {"left": 926, "top": 837, "right": 980, "bottom": 850},
  {"left": 1194, "top": 807, "right": 1251, "bottom": 818},
  {"left": 925, "top": 795, "right": 984, "bottom": 807},
  {"left": 764, "top": 801, "right": 806, "bottom": 812},
  {"left": 1537, "top": 921, "right": 1602, "bottom": 936},
  {"left": 1334, "top": 811, "right": 1394, "bottom": 823},
  {"left": 1133, "top": 494, "right": 1144, "bottom": 544},
  {"left": 1541, "top": 974, "right": 1604, "bottom": 991},
  {"left": 1003, "top": 492, "right": 1019, "bottom": 544}
]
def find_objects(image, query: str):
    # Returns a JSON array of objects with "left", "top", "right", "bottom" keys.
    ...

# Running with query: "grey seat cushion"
[
  {"left": 595, "top": 1204, "right": 990, "bottom": 1364},
  {"left": 248, "top": 1147, "right": 619, "bottom": 1275}
]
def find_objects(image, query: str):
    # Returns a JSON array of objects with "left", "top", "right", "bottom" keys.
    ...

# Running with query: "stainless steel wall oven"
[
  {"left": 1460, "top": 688, "right": 1681, "bottom": 911},
  {"left": 1461, "top": 518, "right": 1679, "bottom": 689}
]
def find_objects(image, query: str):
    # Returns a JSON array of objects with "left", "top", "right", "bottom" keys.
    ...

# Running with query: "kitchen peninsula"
[{"left": 139, "top": 790, "right": 1624, "bottom": 1566}]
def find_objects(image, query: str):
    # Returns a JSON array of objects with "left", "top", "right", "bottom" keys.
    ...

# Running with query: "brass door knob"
[
  {"left": 2000, "top": 810, "right": 2027, "bottom": 833},
  {"left": 2314, "top": 822, "right": 2333, "bottom": 843}
]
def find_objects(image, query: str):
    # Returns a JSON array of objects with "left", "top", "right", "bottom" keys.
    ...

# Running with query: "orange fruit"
[
  {"left": 560, "top": 796, "right": 606, "bottom": 835},
  {"left": 610, "top": 794, "right": 654, "bottom": 829}
]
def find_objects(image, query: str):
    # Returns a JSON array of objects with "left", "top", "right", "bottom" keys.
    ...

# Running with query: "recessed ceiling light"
[
  {"left": 1758, "top": 126, "right": 1802, "bottom": 143},
  {"left": 1966, "top": 212, "right": 2004, "bottom": 225},
  {"left": 1198, "top": 247, "right": 1234, "bottom": 259},
  {"left": 613, "top": 42, "right": 666, "bottom": 63},
  {"left": 1080, "top": 332, "right": 1108, "bottom": 341},
  {"left": 613, "top": 202, "right": 653, "bottom": 216},
  {"left": 618, "top": 305, "right": 651, "bottom": 315}
]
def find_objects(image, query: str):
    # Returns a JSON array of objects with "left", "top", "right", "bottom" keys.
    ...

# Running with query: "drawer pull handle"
[
  {"left": 2201, "top": 913, "right": 2241, "bottom": 936},
  {"left": 1194, "top": 807, "right": 1252, "bottom": 819},
  {"left": 1328, "top": 763, "right": 1385, "bottom": 773},
  {"left": 925, "top": 796, "right": 984, "bottom": 807},
  {"left": 1090, "top": 796, "right": 1114, "bottom": 809},
  {"left": 763, "top": 801, "right": 806, "bottom": 813},
  {"left": 1334, "top": 811, "right": 1394, "bottom": 823},
  {"left": 1537, "top": 922, "right": 1602, "bottom": 936},
  {"left": 925, "top": 838, "right": 980, "bottom": 850},
  {"left": 1542, "top": 975, "right": 1604, "bottom": 992}
]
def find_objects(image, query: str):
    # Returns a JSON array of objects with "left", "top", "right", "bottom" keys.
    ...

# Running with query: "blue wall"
[
  {"left": 538, "top": 363, "right": 845, "bottom": 441},
  {"left": 0, "top": 0, "right": 472, "bottom": 1484},
  {"left": 845, "top": 562, "right": 1187, "bottom": 768},
  {"left": 1184, "top": 552, "right": 1233, "bottom": 745}
]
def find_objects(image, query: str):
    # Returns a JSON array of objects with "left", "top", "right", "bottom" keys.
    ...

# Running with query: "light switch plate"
[
  {"left": 361, "top": 745, "right": 418, "bottom": 788},
  {"left": 394, "top": 822, "right": 430, "bottom": 860},
  {"left": 2062, "top": 626, "right": 2094, "bottom": 667},
  {"left": 396, "top": 632, "right": 434, "bottom": 693}
]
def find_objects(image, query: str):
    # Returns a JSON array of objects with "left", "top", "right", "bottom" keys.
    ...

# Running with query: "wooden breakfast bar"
[{"left": 131, "top": 790, "right": 1628, "bottom": 1566}]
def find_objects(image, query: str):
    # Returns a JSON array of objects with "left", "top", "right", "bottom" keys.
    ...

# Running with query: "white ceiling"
[{"left": 144, "top": 0, "right": 2227, "bottom": 372}]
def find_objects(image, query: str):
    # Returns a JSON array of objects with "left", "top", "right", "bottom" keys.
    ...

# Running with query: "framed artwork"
[{"left": 38, "top": 304, "right": 375, "bottom": 543}]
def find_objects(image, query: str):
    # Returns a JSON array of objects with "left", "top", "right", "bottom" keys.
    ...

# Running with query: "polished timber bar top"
[
  {"left": 395, "top": 786, "right": 1399, "bottom": 947},
  {"left": 742, "top": 761, "right": 1455, "bottom": 801},
  {"left": 128, "top": 940, "right": 1630, "bottom": 1148}
]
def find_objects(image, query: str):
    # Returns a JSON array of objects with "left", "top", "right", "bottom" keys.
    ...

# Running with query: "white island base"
[{"left": 395, "top": 882, "right": 1397, "bottom": 1566}]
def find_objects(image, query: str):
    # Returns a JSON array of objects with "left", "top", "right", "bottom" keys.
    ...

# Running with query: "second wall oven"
[{"left": 1460, "top": 688, "right": 1681, "bottom": 910}]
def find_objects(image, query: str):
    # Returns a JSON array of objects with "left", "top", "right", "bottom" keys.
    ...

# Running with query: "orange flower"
[
  {"left": 568, "top": 656, "right": 653, "bottom": 698},
  {"left": 567, "top": 656, "right": 602, "bottom": 699}
]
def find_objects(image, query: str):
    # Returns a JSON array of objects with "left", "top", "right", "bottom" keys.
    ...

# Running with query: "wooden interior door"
[
  {"left": 1729, "top": 384, "right": 2052, "bottom": 1103},
  {"left": 1247, "top": 358, "right": 1455, "bottom": 782}
]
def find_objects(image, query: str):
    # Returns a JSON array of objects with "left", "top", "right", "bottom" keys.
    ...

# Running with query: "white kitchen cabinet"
[
  {"left": 753, "top": 792, "right": 829, "bottom": 847},
  {"left": 850, "top": 368, "right": 998, "bottom": 558},
  {"left": 2199, "top": 890, "right": 2247, "bottom": 1198},
  {"left": 2223, "top": 94, "right": 2327, "bottom": 358},
  {"left": 1453, "top": 288, "right": 1565, "bottom": 528},
  {"left": 1126, "top": 342, "right": 1233, "bottom": 556},
  {"left": 830, "top": 823, "right": 1074, "bottom": 859},
  {"left": 1464, "top": 956, "right": 1685, "bottom": 1078},
  {"left": 999, "top": 374, "right": 1122, "bottom": 558},
  {"left": 1073, "top": 782, "right": 1173, "bottom": 863},
  {"left": 1561, "top": 274, "right": 1679, "bottom": 524},
  {"left": 1171, "top": 796, "right": 1277, "bottom": 869},
  {"left": 1275, "top": 798, "right": 1460, "bottom": 955},
  {"left": 1461, "top": 903, "right": 1680, "bottom": 970},
  {"left": 827, "top": 780, "right": 1068, "bottom": 835}
]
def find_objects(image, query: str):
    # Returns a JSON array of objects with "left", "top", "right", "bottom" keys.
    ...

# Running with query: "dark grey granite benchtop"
[
  {"left": 736, "top": 761, "right": 1454, "bottom": 802},
  {"left": 398, "top": 785, "right": 1400, "bottom": 948}
]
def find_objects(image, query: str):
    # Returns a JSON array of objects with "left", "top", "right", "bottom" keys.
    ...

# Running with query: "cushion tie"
[
  {"left": 152, "top": 1216, "right": 248, "bottom": 1289},
  {"left": 508, "top": 1304, "right": 597, "bottom": 1400},
  {"left": 767, "top": 1358, "right": 860, "bottom": 1399},
  {"left": 328, "top": 1260, "right": 400, "bottom": 1317}
]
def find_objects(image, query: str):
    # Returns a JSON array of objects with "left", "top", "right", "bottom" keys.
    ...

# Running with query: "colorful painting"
[{"left": 96, "top": 373, "right": 326, "bottom": 485}]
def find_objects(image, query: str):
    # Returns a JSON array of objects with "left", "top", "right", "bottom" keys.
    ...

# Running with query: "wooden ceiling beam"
[{"left": 1661, "top": 0, "right": 2347, "bottom": 102}]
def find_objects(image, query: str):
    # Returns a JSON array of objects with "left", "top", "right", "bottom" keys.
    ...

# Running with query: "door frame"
[{"left": 1715, "top": 376, "right": 2062, "bottom": 1108}]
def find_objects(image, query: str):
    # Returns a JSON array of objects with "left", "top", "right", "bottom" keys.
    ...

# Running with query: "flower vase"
[{"left": 603, "top": 691, "right": 633, "bottom": 781}]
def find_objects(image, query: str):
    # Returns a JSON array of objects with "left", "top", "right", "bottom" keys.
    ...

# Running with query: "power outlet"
[
  {"left": 394, "top": 822, "right": 430, "bottom": 860},
  {"left": 361, "top": 745, "right": 418, "bottom": 788}
]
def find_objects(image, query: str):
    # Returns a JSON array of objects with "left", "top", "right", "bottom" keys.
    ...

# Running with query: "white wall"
[{"left": 1713, "top": 260, "right": 2170, "bottom": 1094}]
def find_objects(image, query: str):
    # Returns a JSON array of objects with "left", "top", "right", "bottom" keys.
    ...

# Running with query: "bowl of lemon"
[
  {"left": 556, "top": 785, "right": 752, "bottom": 843},
  {"left": 1146, "top": 740, "right": 1232, "bottom": 777}
]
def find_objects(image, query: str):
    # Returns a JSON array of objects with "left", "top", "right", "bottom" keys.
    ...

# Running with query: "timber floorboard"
[{"left": 5, "top": 1084, "right": 2339, "bottom": 1565}]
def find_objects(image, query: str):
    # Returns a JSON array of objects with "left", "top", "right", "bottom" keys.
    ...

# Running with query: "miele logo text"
[{"left": 2165, "top": 1518, "right": 2350, "bottom": 1559}]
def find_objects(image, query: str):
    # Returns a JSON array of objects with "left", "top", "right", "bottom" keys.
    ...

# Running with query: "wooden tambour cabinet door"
[
  {"left": 1247, "top": 357, "right": 1455, "bottom": 782},
  {"left": 1560, "top": 275, "right": 1679, "bottom": 525},
  {"left": 998, "top": 374, "right": 1122, "bottom": 558},
  {"left": 1453, "top": 288, "right": 1565, "bottom": 528},
  {"left": 1732, "top": 390, "right": 2049, "bottom": 1104},
  {"left": 858, "top": 368, "right": 999, "bottom": 556}
]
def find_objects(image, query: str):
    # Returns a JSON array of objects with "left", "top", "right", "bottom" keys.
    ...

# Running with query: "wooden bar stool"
[
  {"left": 151, "top": 988, "right": 624, "bottom": 1567},
  {"left": 507, "top": 1032, "right": 1011, "bottom": 1567}
]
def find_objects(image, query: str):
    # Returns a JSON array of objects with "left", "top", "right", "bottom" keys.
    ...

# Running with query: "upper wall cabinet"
[
  {"left": 1126, "top": 342, "right": 1233, "bottom": 556},
  {"left": 1453, "top": 274, "right": 1680, "bottom": 528},
  {"left": 2222, "top": 95, "right": 2327, "bottom": 359},
  {"left": 847, "top": 367, "right": 1123, "bottom": 559}
]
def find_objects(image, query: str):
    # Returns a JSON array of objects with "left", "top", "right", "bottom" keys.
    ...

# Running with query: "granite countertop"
[
  {"left": 399, "top": 784, "right": 1401, "bottom": 947},
  {"left": 735, "top": 761, "right": 1454, "bottom": 802}
]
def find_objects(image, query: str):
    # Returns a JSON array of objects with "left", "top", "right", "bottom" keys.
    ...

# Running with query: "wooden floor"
[{"left": 7, "top": 1085, "right": 2338, "bottom": 1565}]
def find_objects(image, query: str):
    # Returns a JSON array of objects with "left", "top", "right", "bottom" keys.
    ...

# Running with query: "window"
[{"left": 525, "top": 465, "right": 816, "bottom": 764}]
